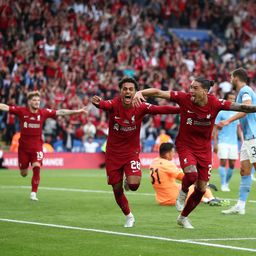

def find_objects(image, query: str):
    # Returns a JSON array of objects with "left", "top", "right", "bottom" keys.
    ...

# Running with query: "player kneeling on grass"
[
  {"left": 92, "top": 77, "right": 180, "bottom": 228},
  {"left": 0, "top": 91, "right": 88, "bottom": 201},
  {"left": 149, "top": 143, "right": 228, "bottom": 207}
]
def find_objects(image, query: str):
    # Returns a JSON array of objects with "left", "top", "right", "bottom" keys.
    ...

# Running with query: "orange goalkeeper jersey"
[
  {"left": 149, "top": 157, "right": 183, "bottom": 206},
  {"left": 149, "top": 157, "right": 214, "bottom": 205}
]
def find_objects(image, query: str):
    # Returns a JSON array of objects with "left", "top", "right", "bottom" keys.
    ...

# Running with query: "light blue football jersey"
[
  {"left": 215, "top": 111, "right": 239, "bottom": 144},
  {"left": 237, "top": 85, "right": 256, "bottom": 140}
]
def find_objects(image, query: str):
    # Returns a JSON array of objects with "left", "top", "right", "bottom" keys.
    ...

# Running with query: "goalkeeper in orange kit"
[{"left": 149, "top": 143, "right": 229, "bottom": 206}]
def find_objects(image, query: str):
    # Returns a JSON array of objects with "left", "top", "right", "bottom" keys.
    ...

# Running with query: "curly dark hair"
[{"left": 118, "top": 77, "right": 139, "bottom": 91}]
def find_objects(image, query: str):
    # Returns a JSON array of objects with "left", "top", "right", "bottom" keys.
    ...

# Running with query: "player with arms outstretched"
[
  {"left": 133, "top": 77, "right": 256, "bottom": 228},
  {"left": 0, "top": 91, "right": 88, "bottom": 201},
  {"left": 92, "top": 77, "right": 180, "bottom": 228}
]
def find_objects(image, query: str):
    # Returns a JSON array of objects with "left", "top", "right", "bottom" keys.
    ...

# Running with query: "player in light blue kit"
[
  {"left": 217, "top": 68, "right": 256, "bottom": 215},
  {"left": 213, "top": 92, "right": 243, "bottom": 192}
]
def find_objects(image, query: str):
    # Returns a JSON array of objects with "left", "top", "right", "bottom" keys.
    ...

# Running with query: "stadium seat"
[
  {"left": 53, "top": 140, "right": 64, "bottom": 152},
  {"left": 143, "top": 139, "right": 155, "bottom": 152},
  {"left": 72, "top": 139, "right": 84, "bottom": 152}
]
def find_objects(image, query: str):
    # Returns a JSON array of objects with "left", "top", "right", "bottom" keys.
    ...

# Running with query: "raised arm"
[
  {"left": 92, "top": 95, "right": 101, "bottom": 108},
  {"left": 146, "top": 105, "right": 180, "bottom": 115},
  {"left": 217, "top": 99, "right": 251, "bottom": 128},
  {"left": 217, "top": 111, "right": 246, "bottom": 128},
  {"left": 133, "top": 89, "right": 170, "bottom": 107},
  {"left": 0, "top": 103, "right": 10, "bottom": 112},
  {"left": 56, "top": 107, "right": 88, "bottom": 116},
  {"left": 92, "top": 95, "right": 113, "bottom": 110},
  {"left": 229, "top": 102, "right": 256, "bottom": 113}
]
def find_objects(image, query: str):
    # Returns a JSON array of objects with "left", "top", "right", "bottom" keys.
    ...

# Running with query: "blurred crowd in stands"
[{"left": 0, "top": 0, "right": 255, "bottom": 153}]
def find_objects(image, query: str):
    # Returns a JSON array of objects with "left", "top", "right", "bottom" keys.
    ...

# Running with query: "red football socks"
[
  {"left": 113, "top": 187, "right": 130, "bottom": 215},
  {"left": 31, "top": 166, "right": 40, "bottom": 193},
  {"left": 181, "top": 187, "right": 205, "bottom": 217},
  {"left": 181, "top": 172, "right": 198, "bottom": 193}
]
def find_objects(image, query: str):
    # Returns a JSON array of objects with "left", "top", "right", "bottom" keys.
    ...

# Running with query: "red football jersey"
[
  {"left": 9, "top": 106, "right": 56, "bottom": 151},
  {"left": 169, "top": 91, "right": 231, "bottom": 152},
  {"left": 99, "top": 97, "right": 180, "bottom": 159}
]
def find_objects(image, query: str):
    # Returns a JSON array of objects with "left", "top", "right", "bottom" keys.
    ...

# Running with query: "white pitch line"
[
  {"left": 0, "top": 185, "right": 154, "bottom": 196},
  {"left": 0, "top": 218, "right": 255, "bottom": 253},
  {"left": 190, "top": 237, "right": 256, "bottom": 241},
  {"left": 1, "top": 185, "right": 256, "bottom": 203}
]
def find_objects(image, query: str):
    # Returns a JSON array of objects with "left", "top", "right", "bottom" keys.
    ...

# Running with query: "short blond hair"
[{"left": 27, "top": 91, "right": 41, "bottom": 100}]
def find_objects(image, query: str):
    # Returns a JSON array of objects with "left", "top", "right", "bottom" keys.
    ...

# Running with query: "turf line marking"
[
  {"left": 0, "top": 185, "right": 154, "bottom": 196},
  {"left": 190, "top": 237, "right": 256, "bottom": 241},
  {"left": 1, "top": 185, "right": 256, "bottom": 203},
  {"left": 0, "top": 218, "right": 255, "bottom": 252}
]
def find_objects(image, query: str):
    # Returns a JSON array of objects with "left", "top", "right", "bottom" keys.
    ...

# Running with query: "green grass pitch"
[{"left": 0, "top": 168, "right": 256, "bottom": 256}]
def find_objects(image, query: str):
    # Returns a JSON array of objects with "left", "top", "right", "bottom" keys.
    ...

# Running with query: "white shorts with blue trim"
[{"left": 240, "top": 138, "right": 256, "bottom": 163}]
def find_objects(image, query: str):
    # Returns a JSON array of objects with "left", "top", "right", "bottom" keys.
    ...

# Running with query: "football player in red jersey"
[
  {"left": 0, "top": 91, "right": 87, "bottom": 201},
  {"left": 92, "top": 77, "right": 180, "bottom": 227},
  {"left": 133, "top": 77, "right": 256, "bottom": 228}
]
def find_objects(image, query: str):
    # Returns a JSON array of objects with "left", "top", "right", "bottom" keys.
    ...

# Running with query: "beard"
[
  {"left": 232, "top": 82, "right": 237, "bottom": 90},
  {"left": 30, "top": 105, "right": 39, "bottom": 111}
]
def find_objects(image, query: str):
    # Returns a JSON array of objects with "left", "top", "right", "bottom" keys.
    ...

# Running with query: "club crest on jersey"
[
  {"left": 24, "top": 122, "right": 28, "bottom": 128},
  {"left": 145, "top": 103, "right": 152, "bottom": 109},
  {"left": 37, "top": 115, "right": 40, "bottom": 121},
  {"left": 113, "top": 123, "right": 119, "bottom": 131},
  {"left": 206, "top": 114, "right": 211, "bottom": 119},
  {"left": 131, "top": 115, "right": 135, "bottom": 123},
  {"left": 186, "top": 118, "right": 193, "bottom": 125},
  {"left": 218, "top": 99, "right": 225, "bottom": 105}
]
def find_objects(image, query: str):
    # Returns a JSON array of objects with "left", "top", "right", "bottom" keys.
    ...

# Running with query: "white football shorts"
[
  {"left": 240, "top": 138, "right": 256, "bottom": 163},
  {"left": 217, "top": 143, "right": 238, "bottom": 160}
]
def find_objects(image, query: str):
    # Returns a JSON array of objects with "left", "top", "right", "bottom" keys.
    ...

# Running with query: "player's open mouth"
[{"left": 124, "top": 95, "right": 132, "bottom": 102}]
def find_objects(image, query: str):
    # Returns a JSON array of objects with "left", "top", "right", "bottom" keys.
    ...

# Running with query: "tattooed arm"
[
  {"left": 229, "top": 102, "right": 256, "bottom": 113},
  {"left": 217, "top": 99, "right": 251, "bottom": 128}
]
